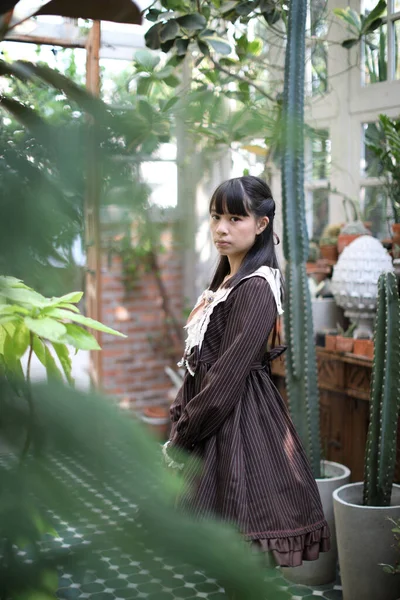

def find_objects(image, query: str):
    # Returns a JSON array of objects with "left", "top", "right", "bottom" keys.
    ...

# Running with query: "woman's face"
[{"left": 210, "top": 207, "right": 268, "bottom": 262}]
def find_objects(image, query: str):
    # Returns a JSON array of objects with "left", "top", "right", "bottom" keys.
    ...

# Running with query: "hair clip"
[{"left": 273, "top": 232, "right": 280, "bottom": 245}]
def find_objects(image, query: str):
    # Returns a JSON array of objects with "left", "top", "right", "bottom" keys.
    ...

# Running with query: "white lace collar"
[{"left": 178, "top": 266, "right": 283, "bottom": 374}]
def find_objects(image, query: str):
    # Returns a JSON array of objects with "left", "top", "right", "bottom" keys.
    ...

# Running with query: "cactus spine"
[
  {"left": 363, "top": 272, "right": 400, "bottom": 507},
  {"left": 281, "top": 0, "right": 321, "bottom": 477}
]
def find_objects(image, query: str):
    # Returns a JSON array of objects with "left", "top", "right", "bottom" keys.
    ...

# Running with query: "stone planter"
[
  {"left": 333, "top": 482, "right": 400, "bottom": 600},
  {"left": 282, "top": 460, "right": 351, "bottom": 585}
]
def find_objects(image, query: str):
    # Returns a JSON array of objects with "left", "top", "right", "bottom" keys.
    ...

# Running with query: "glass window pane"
[
  {"left": 311, "top": 40, "right": 328, "bottom": 95},
  {"left": 360, "top": 187, "right": 392, "bottom": 240},
  {"left": 362, "top": 122, "right": 386, "bottom": 177},
  {"left": 395, "top": 0, "right": 400, "bottom": 12},
  {"left": 395, "top": 20, "right": 400, "bottom": 80},
  {"left": 311, "top": 129, "right": 331, "bottom": 179},
  {"left": 363, "top": 24, "right": 388, "bottom": 84},
  {"left": 310, "top": 0, "right": 328, "bottom": 38},
  {"left": 312, "top": 189, "right": 330, "bottom": 239}
]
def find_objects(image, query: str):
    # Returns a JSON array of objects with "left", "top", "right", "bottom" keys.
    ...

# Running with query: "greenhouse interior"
[{"left": 1, "top": 1, "right": 400, "bottom": 599}]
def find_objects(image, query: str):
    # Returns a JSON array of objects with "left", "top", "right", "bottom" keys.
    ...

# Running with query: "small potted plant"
[
  {"left": 335, "top": 322, "right": 356, "bottom": 353},
  {"left": 319, "top": 224, "right": 341, "bottom": 262},
  {"left": 337, "top": 220, "right": 371, "bottom": 254}
]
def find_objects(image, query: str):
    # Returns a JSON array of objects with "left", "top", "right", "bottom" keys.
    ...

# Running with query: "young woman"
[{"left": 163, "top": 176, "right": 330, "bottom": 568}]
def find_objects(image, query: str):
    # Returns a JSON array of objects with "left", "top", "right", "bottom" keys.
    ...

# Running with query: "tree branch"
[{"left": 210, "top": 58, "right": 276, "bottom": 103}]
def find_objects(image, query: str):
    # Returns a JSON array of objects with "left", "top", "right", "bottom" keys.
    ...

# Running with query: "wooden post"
[{"left": 85, "top": 21, "right": 102, "bottom": 388}]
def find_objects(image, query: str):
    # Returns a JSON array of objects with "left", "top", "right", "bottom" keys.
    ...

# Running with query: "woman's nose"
[{"left": 216, "top": 220, "right": 228, "bottom": 234}]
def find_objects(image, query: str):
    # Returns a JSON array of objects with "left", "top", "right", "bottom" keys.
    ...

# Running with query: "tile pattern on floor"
[{"left": 0, "top": 451, "right": 342, "bottom": 600}]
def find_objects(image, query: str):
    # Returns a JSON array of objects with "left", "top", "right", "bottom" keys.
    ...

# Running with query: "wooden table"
[{"left": 271, "top": 348, "right": 399, "bottom": 482}]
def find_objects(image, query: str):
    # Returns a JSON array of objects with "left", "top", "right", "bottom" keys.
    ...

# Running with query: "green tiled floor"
[{"left": 1, "top": 452, "right": 342, "bottom": 599}]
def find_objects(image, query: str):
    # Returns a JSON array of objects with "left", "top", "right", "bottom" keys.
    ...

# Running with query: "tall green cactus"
[
  {"left": 363, "top": 272, "right": 400, "bottom": 507},
  {"left": 281, "top": 0, "right": 321, "bottom": 478}
]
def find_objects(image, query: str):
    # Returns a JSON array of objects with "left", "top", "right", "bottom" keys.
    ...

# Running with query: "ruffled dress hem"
[{"left": 250, "top": 523, "right": 331, "bottom": 567}]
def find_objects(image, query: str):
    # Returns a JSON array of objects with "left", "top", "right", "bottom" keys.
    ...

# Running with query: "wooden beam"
[{"left": 85, "top": 21, "right": 103, "bottom": 388}]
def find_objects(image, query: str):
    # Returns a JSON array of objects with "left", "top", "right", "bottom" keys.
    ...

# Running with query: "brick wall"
[{"left": 99, "top": 224, "right": 184, "bottom": 412}]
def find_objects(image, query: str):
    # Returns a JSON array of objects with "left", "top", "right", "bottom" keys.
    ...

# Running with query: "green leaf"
[
  {"left": 235, "top": 1, "right": 256, "bottom": 16},
  {"left": 13, "top": 323, "right": 30, "bottom": 360},
  {"left": 163, "top": 75, "right": 180, "bottom": 87},
  {"left": 363, "top": 17, "right": 383, "bottom": 34},
  {"left": 59, "top": 323, "right": 101, "bottom": 350},
  {"left": 0, "top": 286, "right": 47, "bottom": 308},
  {"left": 220, "top": 1, "right": 238, "bottom": 14},
  {"left": 32, "top": 335, "right": 46, "bottom": 367},
  {"left": 135, "top": 49, "right": 160, "bottom": 70},
  {"left": 154, "top": 66, "right": 175, "bottom": 79},
  {"left": 361, "top": 0, "right": 386, "bottom": 34},
  {"left": 333, "top": 7, "right": 362, "bottom": 34},
  {"left": 58, "top": 303, "right": 80, "bottom": 313},
  {"left": 342, "top": 38, "right": 360, "bottom": 49},
  {"left": 52, "top": 343, "right": 74, "bottom": 386},
  {"left": 137, "top": 77, "right": 153, "bottom": 96},
  {"left": 24, "top": 317, "right": 67, "bottom": 343},
  {"left": 3, "top": 333, "right": 24, "bottom": 379},
  {"left": 44, "top": 346, "right": 63, "bottom": 382},
  {"left": 50, "top": 291, "right": 83, "bottom": 305},
  {"left": 175, "top": 37, "right": 190, "bottom": 56},
  {"left": 60, "top": 323, "right": 101, "bottom": 350},
  {"left": 145, "top": 23, "right": 162, "bottom": 50},
  {"left": 0, "top": 326, "right": 7, "bottom": 355},
  {"left": 160, "top": 19, "right": 179, "bottom": 42},
  {"left": 146, "top": 8, "right": 162, "bottom": 22},
  {"left": 201, "top": 35, "right": 231, "bottom": 55},
  {"left": 248, "top": 39, "right": 263, "bottom": 56},
  {"left": 176, "top": 13, "right": 207, "bottom": 31},
  {"left": 161, "top": 96, "right": 180, "bottom": 112},
  {"left": 46, "top": 308, "right": 126, "bottom": 338}
]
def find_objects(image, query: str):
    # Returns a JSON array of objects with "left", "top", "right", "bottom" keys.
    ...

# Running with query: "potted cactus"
[
  {"left": 280, "top": 0, "right": 350, "bottom": 586},
  {"left": 333, "top": 272, "right": 400, "bottom": 600},
  {"left": 337, "top": 220, "right": 371, "bottom": 254}
]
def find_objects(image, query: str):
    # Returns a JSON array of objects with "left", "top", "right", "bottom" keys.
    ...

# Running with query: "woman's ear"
[{"left": 257, "top": 216, "right": 269, "bottom": 234}]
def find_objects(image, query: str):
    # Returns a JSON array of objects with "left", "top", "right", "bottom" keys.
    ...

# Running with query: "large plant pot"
[
  {"left": 282, "top": 460, "right": 351, "bottom": 585},
  {"left": 333, "top": 482, "right": 400, "bottom": 600}
]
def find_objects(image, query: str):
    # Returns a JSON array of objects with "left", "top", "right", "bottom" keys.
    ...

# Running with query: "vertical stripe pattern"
[{"left": 169, "top": 276, "right": 330, "bottom": 567}]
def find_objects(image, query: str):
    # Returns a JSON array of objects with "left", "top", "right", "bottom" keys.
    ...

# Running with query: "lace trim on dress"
[{"left": 178, "top": 266, "right": 283, "bottom": 375}]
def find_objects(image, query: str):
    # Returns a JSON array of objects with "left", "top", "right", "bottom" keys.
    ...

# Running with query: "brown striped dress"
[{"left": 168, "top": 269, "right": 330, "bottom": 567}]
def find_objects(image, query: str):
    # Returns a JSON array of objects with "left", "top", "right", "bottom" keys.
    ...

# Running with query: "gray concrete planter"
[
  {"left": 282, "top": 460, "right": 351, "bottom": 585},
  {"left": 333, "top": 482, "right": 400, "bottom": 600}
]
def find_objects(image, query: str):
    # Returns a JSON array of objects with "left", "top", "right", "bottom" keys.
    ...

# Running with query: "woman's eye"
[
  {"left": 231, "top": 217, "right": 241, "bottom": 222},
  {"left": 211, "top": 214, "right": 219, "bottom": 220}
]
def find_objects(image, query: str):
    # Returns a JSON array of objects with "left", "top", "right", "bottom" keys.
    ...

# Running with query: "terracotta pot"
[
  {"left": 324, "top": 334, "right": 337, "bottom": 351},
  {"left": 392, "top": 223, "right": 400, "bottom": 247},
  {"left": 337, "top": 233, "right": 362, "bottom": 254},
  {"left": 140, "top": 406, "right": 170, "bottom": 441},
  {"left": 336, "top": 335, "right": 354, "bottom": 353},
  {"left": 319, "top": 244, "right": 338, "bottom": 262},
  {"left": 353, "top": 338, "right": 374, "bottom": 359}
]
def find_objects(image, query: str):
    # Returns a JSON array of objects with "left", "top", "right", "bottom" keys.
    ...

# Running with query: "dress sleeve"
[{"left": 171, "top": 276, "right": 278, "bottom": 450}]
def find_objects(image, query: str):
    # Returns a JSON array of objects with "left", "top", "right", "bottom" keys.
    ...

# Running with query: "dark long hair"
[{"left": 209, "top": 176, "right": 282, "bottom": 293}]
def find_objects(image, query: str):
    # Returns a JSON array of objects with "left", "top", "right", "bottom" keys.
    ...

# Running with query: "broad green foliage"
[
  {"left": 363, "top": 272, "right": 400, "bottom": 507},
  {"left": 366, "top": 114, "right": 400, "bottom": 223},
  {"left": 334, "top": 0, "right": 386, "bottom": 49},
  {"left": 143, "top": 0, "right": 286, "bottom": 57},
  {"left": 0, "top": 276, "right": 125, "bottom": 386}
]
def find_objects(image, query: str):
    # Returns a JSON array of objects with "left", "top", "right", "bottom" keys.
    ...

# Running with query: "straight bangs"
[{"left": 209, "top": 179, "right": 251, "bottom": 216}]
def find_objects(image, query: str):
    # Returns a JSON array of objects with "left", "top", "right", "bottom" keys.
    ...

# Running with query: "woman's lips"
[{"left": 215, "top": 240, "right": 230, "bottom": 246}]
